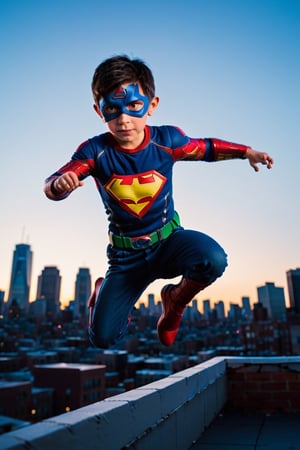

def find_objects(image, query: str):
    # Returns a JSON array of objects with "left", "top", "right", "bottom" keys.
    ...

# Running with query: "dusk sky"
[{"left": 1, "top": 0, "right": 299, "bottom": 312}]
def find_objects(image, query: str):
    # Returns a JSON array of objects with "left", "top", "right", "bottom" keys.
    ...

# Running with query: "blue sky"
[{"left": 1, "top": 0, "right": 299, "bottom": 311}]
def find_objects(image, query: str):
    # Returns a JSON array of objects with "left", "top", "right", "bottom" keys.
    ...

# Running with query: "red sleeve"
[
  {"left": 44, "top": 158, "right": 95, "bottom": 201},
  {"left": 173, "top": 137, "right": 248, "bottom": 162}
]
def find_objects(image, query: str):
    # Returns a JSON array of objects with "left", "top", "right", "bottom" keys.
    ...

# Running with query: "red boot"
[
  {"left": 88, "top": 277, "right": 104, "bottom": 327},
  {"left": 157, "top": 278, "right": 208, "bottom": 346}
]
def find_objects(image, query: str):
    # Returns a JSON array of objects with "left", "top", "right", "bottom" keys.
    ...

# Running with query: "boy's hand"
[
  {"left": 245, "top": 148, "right": 274, "bottom": 172},
  {"left": 53, "top": 171, "right": 84, "bottom": 193}
]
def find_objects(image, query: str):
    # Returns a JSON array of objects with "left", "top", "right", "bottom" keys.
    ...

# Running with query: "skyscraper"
[
  {"left": 190, "top": 299, "right": 201, "bottom": 320},
  {"left": 242, "top": 296, "right": 252, "bottom": 319},
  {"left": 147, "top": 293, "right": 155, "bottom": 315},
  {"left": 286, "top": 268, "right": 300, "bottom": 313},
  {"left": 203, "top": 299, "right": 211, "bottom": 319},
  {"left": 74, "top": 268, "right": 91, "bottom": 318},
  {"left": 257, "top": 282, "right": 286, "bottom": 321},
  {"left": 228, "top": 303, "right": 241, "bottom": 322},
  {"left": 214, "top": 300, "right": 225, "bottom": 320},
  {"left": 36, "top": 266, "right": 61, "bottom": 318},
  {"left": 0, "top": 290, "right": 5, "bottom": 315},
  {"left": 7, "top": 243, "right": 33, "bottom": 313}
]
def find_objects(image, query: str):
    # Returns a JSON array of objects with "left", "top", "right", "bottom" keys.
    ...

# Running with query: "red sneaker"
[{"left": 157, "top": 284, "right": 186, "bottom": 346}]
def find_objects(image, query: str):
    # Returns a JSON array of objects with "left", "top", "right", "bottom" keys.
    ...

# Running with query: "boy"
[{"left": 44, "top": 55, "right": 273, "bottom": 348}]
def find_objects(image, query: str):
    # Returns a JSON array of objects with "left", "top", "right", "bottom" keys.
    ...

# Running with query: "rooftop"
[
  {"left": 1, "top": 356, "right": 300, "bottom": 449},
  {"left": 34, "top": 362, "right": 105, "bottom": 371},
  {"left": 191, "top": 409, "right": 300, "bottom": 449}
]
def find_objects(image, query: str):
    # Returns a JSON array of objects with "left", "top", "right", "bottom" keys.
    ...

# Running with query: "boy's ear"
[
  {"left": 93, "top": 103, "right": 103, "bottom": 119},
  {"left": 148, "top": 96, "right": 160, "bottom": 116}
]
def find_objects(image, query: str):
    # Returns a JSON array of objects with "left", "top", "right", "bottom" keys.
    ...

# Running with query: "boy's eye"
[
  {"left": 104, "top": 104, "right": 119, "bottom": 114},
  {"left": 126, "top": 101, "right": 144, "bottom": 111}
]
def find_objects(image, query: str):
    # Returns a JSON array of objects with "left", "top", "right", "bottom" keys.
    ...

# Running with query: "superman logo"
[{"left": 105, "top": 170, "right": 166, "bottom": 218}]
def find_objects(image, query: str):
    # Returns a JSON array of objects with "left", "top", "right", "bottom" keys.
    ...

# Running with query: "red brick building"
[{"left": 33, "top": 363, "right": 106, "bottom": 415}]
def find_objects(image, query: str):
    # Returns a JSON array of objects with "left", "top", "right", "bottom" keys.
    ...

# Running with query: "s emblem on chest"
[{"left": 105, "top": 170, "right": 166, "bottom": 218}]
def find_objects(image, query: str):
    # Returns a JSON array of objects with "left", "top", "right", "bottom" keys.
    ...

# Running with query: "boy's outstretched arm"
[{"left": 245, "top": 148, "right": 274, "bottom": 172}]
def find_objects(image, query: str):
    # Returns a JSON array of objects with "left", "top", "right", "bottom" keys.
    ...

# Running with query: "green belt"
[{"left": 109, "top": 212, "right": 181, "bottom": 250}]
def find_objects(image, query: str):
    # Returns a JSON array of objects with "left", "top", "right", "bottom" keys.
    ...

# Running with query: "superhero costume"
[{"left": 45, "top": 124, "right": 248, "bottom": 348}]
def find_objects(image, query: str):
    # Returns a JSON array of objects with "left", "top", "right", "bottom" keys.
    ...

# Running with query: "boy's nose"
[{"left": 117, "top": 113, "right": 130, "bottom": 123}]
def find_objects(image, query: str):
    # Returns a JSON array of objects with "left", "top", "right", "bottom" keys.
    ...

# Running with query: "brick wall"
[{"left": 227, "top": 362, "right": 300, "bottom": 413}]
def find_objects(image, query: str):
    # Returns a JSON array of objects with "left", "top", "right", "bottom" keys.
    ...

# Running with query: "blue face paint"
[{"left": 99, "top": 83, "right": 150, "bottom": 122}]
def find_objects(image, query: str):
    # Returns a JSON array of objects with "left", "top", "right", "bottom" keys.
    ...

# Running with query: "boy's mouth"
[{"left": 117, "top": 129, "right": 133, "bottom": 134}]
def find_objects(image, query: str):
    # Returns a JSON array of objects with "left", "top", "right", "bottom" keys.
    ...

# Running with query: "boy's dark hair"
[{"left": 92, "top": 55, "right": 155, "bottom": 104}]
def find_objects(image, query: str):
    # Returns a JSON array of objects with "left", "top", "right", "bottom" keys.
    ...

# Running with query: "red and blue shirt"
[{"left": 45, "top": 125, "right": 248, "bottom": 236}]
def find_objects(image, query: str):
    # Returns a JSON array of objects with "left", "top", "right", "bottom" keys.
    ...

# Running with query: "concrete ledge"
[
  {"left": 11, "top": 356, "right": 300, "bottom": 449},
  {"left": 4, "top": 357, "right": 299, "bottom": 449},
  {"left": 226, "top": 356, "right": 300, "bottom": 367},
  {"left": 0, "top": 357, "right": 227, "bottom": 450}
]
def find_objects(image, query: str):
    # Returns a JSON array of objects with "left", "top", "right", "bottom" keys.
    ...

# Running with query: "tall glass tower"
[
  {"left": 147, "top": 293, "right": 155, "bottom": 314},
  {"left": 286, "top": 268, "right": 300, "bottom": 313},
  {"left": 36, "top": 266, "right": 61, "bottom": 318},
  {"left": 7, "top": 243, "right": 33, "bottom": 313},
  {"left": 74, "top": 268, "right": 91, "bottom": 318}
]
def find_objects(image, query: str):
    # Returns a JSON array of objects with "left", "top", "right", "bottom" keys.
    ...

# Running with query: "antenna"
[{"left": 21, "top": 226, "right": 25, "bottom": 243}]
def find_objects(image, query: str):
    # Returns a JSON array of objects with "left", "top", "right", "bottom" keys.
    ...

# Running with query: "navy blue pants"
[{"left": 89, "top": 228, "right": 227, "bottom": 348}]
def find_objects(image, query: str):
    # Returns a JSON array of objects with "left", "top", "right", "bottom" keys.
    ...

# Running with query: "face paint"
[{"left": 99, "top": 83, "right": 150, "bottom": 122}]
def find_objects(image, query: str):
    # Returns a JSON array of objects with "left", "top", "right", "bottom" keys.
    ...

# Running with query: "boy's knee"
[
  {"left": 191, "top": 248, "right": 227, "bottom": 284},
  {"left": 213, "top": 247, "right": 228, "bottom": 277}
]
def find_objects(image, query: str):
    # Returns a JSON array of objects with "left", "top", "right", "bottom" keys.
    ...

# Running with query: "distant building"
[
  {"left": 253, "top": 302, "right": 268, "bottom": 321},
  {"left": 96, "top": 350, "right": 128, "bottom": 377},
  {"left": 228, "top": 303, "right": 242, "bottom": 322},
  {"left": 286, "top": 268, "right": 300, "bottom": 313},
  {"left": 189, "top": 299, "right": 201, "bottom": 321},
  {"left": 0, "top": 355, "right": 23, "bottom": 373},
  {"left": 30, "top": 387, "right": 54, "bottom": 422},
  {"left": 144, "top": 355, "right": 188, "bottom": 372},
  {"left": 33, "top": 363, "right": 106, "bottom": 415},
  {"left": 203, "top": 299, "right": 211, "bottom": 319},
  {"left": 289, "top": 324, "right": 300, "bottom": 354},
  {"left": 214, "top": 301, "right": 225, "bottom": 320},
  {"left": 135, "top": 369, "right": 172, "bottom": 387},
  {"left": 28, "top": 298, "right": 47, "bottom": 319},
  {"left": 257, "top": 282, "right": 286, "bottom": 321},
  {"left": 74, "top": 268, "right": 91, "bottom": 319},
  {"left": 0, "top": 291, "right": 4, "bottom": 315},
  {"left": 240, "top": 321, "right": 291, "bottom": 356},
  {"left": 36, "top": 266, "right": 61, "bottom": 319},
  {"left": 241, "top": 296, "right": 252, "bottom": 320},
  {"left": 7, "top": 244, "right": 33, "bottom": 314},
  {"left": 0, "top": 380, "right": 32, "bottom": 421},
  {"left": 147, "top": 293, "right": 155, "bottom": 314}
]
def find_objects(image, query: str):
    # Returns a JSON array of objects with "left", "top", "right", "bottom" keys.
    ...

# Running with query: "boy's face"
[{"left": 94, "top": 82, "right": 159, "bottom": 149}]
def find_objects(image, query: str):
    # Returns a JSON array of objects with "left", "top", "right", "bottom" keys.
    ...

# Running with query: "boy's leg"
[
  {"left": 156, "top": 229, "right": 227, "bottom": 346},
  {"left": 88, "top": 277, "right": 104, "bottom": 327},
  {"left": 88, "top": 269, "right": 149, "bottom": 349}
]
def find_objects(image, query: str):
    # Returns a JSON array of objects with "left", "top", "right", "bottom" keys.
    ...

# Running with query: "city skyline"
[
  {"left": 1, "top": 1, "right": 299, "bottom": 311},
  {"left": 2, "top": 240, "right": 295, "bottom": 313}
]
